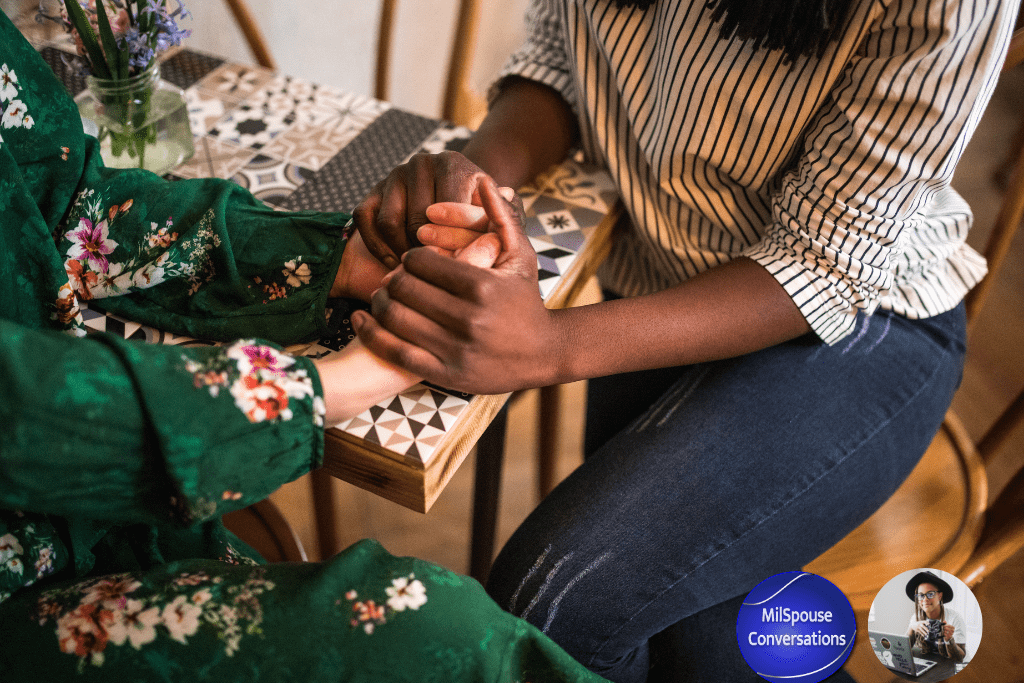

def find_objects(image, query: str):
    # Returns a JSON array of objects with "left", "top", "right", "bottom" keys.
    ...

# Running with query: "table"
[{"left": 35, "top": 35, "right": 620, "bottom": 557}]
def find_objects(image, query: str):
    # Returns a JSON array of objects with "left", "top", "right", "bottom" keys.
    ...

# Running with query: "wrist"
[
  {"left": 463, "top": 77, "right": 576, "bottom": 189},
  {"left": 544, "top": 308, "right": 575, "bottom": 386},
  {"left": 332, "top": 232, "right": 390, "bottom": 301}
]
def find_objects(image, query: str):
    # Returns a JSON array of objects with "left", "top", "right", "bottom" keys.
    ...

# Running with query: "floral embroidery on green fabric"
[
  {"left": 339, "top": 573, "right": 428, "bottom": 635},
  {"left": 32, "top": 568, "right": 276, "bottom": 672},
  {"left": 183, "top": 339, "right": 324, "bottom": 426},
  {"left": 62, "top": 189, "right": 220, "bottom": 301},
  {"left": 52, "top": 282, "right": 86, "bottom": 335},
  {"left": 0, "top": 64, "right": 34, "bottom": 149},
  {"left": 251, "top": 255, "right": 314, "bottom": 302},
  {"left": 1, "top": 530, "right": 55, "bottom": 584}
]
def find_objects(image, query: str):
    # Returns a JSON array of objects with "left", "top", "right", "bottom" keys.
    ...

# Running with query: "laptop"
[{"left": 868, "top": 630, "right": 939, "bottom": 677}]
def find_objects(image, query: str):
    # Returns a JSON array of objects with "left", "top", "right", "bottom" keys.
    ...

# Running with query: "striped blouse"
[{"left": 497, "top": 0, "right": 1018, "bottom": 343}]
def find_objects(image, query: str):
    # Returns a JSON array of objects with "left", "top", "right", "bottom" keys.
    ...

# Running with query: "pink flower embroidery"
[
  {"left": 228, "top": 344, "right": 294, "bottom": 378},
  {"left": 81, "top": 577, "right": 142, "bottom": 610},
  {"left": 66, "top": 218, "right": 119, "bottom": 273}
]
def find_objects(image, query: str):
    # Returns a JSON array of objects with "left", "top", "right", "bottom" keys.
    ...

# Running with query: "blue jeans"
[{"left": 485, "top": 305, "right": 967, "bottom": 682}]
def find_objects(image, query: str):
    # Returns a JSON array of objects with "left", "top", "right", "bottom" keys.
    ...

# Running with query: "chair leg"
[
  {"left": 310, "top": 467, "right": 341, "bottom": 560},
  {"left": 469, "top": 404, "right": 509, "bottom": 584}
]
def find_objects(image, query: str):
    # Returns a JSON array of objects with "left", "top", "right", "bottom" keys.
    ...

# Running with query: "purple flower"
[{"left": 65, "top": 218, "right": 119, "bottom": 273}]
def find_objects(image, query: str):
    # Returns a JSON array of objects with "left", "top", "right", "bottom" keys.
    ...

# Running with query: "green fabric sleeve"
[
  {"left": 0, "top": 316, "right": 325, "bottom": 527},
  {"left": 65, "top": 147, "right": 353, "bottom": 347}
]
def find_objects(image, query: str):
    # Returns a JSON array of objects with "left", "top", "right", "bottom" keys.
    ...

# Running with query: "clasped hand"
[{"left": 353, "top": 165, "right": 563, "bottom": 395}]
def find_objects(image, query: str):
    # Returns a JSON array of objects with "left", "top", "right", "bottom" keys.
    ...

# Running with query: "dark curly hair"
[{"left": 614, "top": 0, "right": 858, "bottom": 62}]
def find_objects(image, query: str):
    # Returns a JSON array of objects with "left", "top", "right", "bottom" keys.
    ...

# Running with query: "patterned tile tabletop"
[{"left": 41, "top": 42, "right": 619, "bottom": 469}]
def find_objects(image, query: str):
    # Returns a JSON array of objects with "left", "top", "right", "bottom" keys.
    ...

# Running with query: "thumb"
[{"left": 477, "top": 176, "right": 528, "bottom": 257}]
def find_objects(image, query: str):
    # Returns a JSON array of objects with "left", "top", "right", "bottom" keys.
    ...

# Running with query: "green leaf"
[
  {"left": 94, "top": 0, "right": 126, "bottom": 80},
  {"left": 62, "top": 0, "right": 112, "bottom": 79}
]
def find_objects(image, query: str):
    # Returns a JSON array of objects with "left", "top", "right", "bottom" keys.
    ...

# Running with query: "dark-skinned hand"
[
  {"left": 352, "top": 151, "right": 490, "bottom": 270},
  {"left": 352, "top": 177, "right": 558, "bottom": 395}
]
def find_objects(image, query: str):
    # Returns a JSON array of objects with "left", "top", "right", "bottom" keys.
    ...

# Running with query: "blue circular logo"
[{"left": 736, "top": 572, "right": 855, "bottom": 682}]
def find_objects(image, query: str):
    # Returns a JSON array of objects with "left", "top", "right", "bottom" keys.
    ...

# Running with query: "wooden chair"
[
  {"left": 224, "top": 0, "right": 485, "bottom": 126},
  {"left": 803, "top": 22, "right": 1024, "bottom": 681},
  {"left": 223, "top": 498, "right": 308, "bottom": 563},
  {"left": 805, "top": 20, "right": 1024, "bottom": 607},
  {"left": 222, "top": 0, "right": 276, "bottom": 70},
  {"left": 375, "top": 0, "right": 485, "bottom": 126}
]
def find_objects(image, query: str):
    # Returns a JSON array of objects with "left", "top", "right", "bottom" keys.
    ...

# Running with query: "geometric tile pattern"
[
  {"left": 229, "top": 154, "right": 315, "bottom": 207},
  {"left": 336, "top": 388, "right": 470, "bottom": 464},
  {"left": 186, "top": 88, "right": 230, "bottom": 136},
  {"left": 197, "top": 63, "right": 275, "bottom": 104},
  {"left": 43, "top": 47, "right": 618, "bottom": 467},
  {"left": 172, "top": 135, "right": 257, "bottom": 180},
  {"left": 208, "top": 102, "right": 295, "bottom": 150},
  {"left": 262, "top": 91, "right": 388, "bottom": 171},
  {"left": 159, "top": 49, "right": 224, "bottom": 90},
  {"left": 279, "top": 109, "right": 440, "bottom": 214}
]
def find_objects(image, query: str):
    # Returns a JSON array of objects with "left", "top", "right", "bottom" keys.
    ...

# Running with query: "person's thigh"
[
  {"left": 0, "top": 539, "right": 605, "bottom": 683},
  {"left": 486, "top": 307, "right": 966, "bottom": 682}
]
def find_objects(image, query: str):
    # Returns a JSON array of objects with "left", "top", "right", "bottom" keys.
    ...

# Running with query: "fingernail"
[
  {"left": 418, "top": 226, "right": 434, "bottom": 242},
  {"left": 383, "top": 255, "right": 399, "bottom": 270},
  {"left": 351, "top": 310, "right": 365, "bottom": 330}
]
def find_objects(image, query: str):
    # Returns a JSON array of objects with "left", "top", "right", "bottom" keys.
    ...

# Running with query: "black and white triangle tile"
[{"left": 335, "top": 386, "right": 470, "bottom": 464}]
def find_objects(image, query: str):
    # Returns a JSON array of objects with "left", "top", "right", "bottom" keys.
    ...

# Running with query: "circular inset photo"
[{"left": 867, "top": 568, "right": 982, "bottom": 681}]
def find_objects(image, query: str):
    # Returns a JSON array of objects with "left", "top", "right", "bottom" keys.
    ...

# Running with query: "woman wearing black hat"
[{"left": 905, "top": 571, "right": 966, "bottom": 663}]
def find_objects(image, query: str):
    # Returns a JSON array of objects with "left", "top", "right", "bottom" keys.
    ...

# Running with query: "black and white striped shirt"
[{"left": 498, "top": 0, "right": 1018, "bottom": 343}]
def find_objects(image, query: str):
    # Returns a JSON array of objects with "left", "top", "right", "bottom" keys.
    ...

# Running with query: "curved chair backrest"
[
  {"left": 225, "top": 0, "right": 484, "bottom": 126},
  {"left": 222, "top": 0, "right": 276, "bottom": 71},
  {"left": 223, "top": 498, "right": 309, "bottom": 563},
  {"left": 955, "top": 21, "right": 1024, "bottom": 585}
]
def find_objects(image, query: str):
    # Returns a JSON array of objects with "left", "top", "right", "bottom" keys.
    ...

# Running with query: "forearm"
[
  {"left": 939, "top": 640, "right": 965, "bottom": 662},
  {"left": 314, "top": 338, "right": 420, "bottom": 425},
  {"left": 462, "top": 77, "right": 578, "bottom": 189},
  {"left": 547, "top": 258, "right": 811, "bottom": 385}
]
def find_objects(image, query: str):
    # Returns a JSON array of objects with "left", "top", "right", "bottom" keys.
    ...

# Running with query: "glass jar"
[{"left": 77, "top": 64, "right": 194, "bottom": 175}]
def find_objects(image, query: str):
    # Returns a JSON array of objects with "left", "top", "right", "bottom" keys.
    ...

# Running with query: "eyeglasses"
[{"left": 915, "top": 591, "right": 939, "bottom": 600}]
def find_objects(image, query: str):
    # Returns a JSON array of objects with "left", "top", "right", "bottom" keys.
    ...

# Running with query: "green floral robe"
[{"left": 0, "top": 13, "right": 607, "bottom": 683}]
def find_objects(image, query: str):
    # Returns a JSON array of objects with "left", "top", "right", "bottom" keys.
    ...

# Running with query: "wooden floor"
[{"left": 267, "top": 66, "right": 1024, "bottom": 683}]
